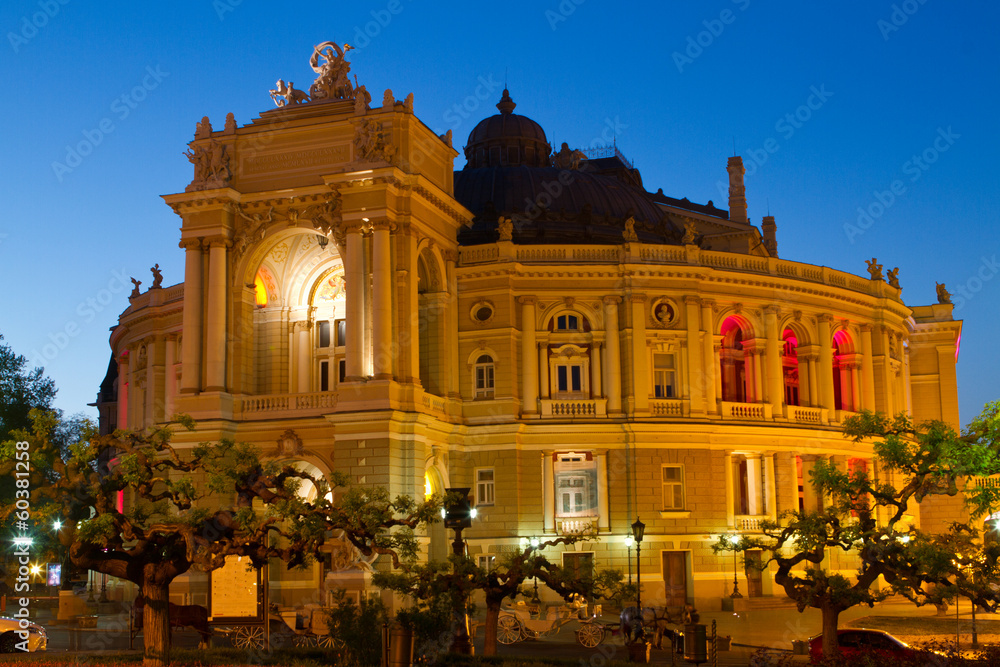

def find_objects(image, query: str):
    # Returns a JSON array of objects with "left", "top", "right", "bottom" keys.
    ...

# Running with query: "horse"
[
  {"left": 619, "top": 606, "right": 683, "bottom": 651},
  {"left": 133, "top": 593, "right": 212, "bottom": 649}
]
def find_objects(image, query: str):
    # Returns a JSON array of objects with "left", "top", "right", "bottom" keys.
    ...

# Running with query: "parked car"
[
  {"left": 809, "top": 628, "right": 941, "bottom": 663},
  {"left": 0, "top": 617, "right": 47, "bottom": 652}
]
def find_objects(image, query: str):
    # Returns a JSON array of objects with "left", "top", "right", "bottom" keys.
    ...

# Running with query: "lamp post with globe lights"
[
  {"left": 631, "top": 517, "right": 646, "bottom": 633},
  {"left": 443, "top": 488, "right": 477, "bottom": 654},
  {"left": 727, "top": 533, "right": 742, "bottom": 598}
]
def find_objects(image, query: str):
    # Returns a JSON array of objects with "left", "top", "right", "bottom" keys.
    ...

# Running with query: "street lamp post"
[
  {"left": 728, "top": 534, "right": 743, "bottom": 598},
  {"left": 624, "top": 535, "right": 634, "bottom": 586},
  {"left": 631, "top": 517, "right": 646, "bottom": 639},
  {"left": 444, "top": 487, "right": 477, "bottom": 655}
]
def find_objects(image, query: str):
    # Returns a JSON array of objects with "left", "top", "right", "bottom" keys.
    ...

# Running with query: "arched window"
[
  {"left": 720, "top": 317, "right": 750, "bottom": 403},
  {"left": 832, "top": 330, "right": 858, "bottom": 411},
  {"left": 781, "top": 329, "right": 800, "bottom": 407},
  {"left": 474, "top": 354, "right": 495, "bottom": 399}
]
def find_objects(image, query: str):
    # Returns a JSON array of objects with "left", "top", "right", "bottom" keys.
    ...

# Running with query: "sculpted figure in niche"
[
  {"left": 936, "top": 282, "right": 952, "bottom": 304},
  {"left": 654, "top": 301, "right": 675, "bottom": 326},
  {"left": 886, "top": 267, "right": 900, "bottom": 289},
  {"left": 865, "top": 258, "right": 884, "bottom": 281}
]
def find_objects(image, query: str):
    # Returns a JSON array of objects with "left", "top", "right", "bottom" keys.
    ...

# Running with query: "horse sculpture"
[
  {"left": 619, "top": 605, "right": 691, "bottom": 650},
  {"left": 133, "top": 594, "right": 212, "bottom": 649}
]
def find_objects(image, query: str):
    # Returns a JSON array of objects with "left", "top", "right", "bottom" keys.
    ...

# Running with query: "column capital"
[
  {"left": 860, "top": 323, "right": 873, "bottom": 333},
  {"left": 700, "top": 298, "right": 716, "bottom": 309},
  {"left": 441, "top": 248, "right": 459, "bottom": 263},
  {"left": 344, "top": 222, "right": 366, "bottom": 235},
  {"left": 683, "top": 295, "right": 700, "bottom": 306},
  {"left": 817, "top": 313, "right": 834, "bottom": 324},
  {"left": 206, "top": 236, "right": 231, "bottom": 249},
  {"left": 602, "top": 295, "right": 622, "bottom": 306},
  {"left": 764, "top": 305, "right": 781, "bottom": 316},
  {"left": 628, "top": 293, "right": 647, "bottom": 304},
  {"left": 370, "top": 218, "right": 394, "bottom": 232},
  {"left": 518, "top": 295, "right": 538, "bottom": 306},
  {"left": 179, "top": 238, "right": 203, "bottom": 251}
]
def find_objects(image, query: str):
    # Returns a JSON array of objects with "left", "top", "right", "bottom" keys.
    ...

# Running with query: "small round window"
[{"left": 471, "top": 301, "right": 495, "bottom": 325}]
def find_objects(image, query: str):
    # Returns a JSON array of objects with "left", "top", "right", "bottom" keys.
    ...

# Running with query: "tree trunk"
[
  {"left": 820, "top": 603, "right": 841, "bottom": 660},
  {"left": 482, "top": 601, "right": 501, "bottom": 656},
  {"left": 142, "top": 581, "right": 171, "bottom": 667}
]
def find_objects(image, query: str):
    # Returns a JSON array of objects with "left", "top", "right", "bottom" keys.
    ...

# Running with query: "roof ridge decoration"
[{"left": 268, "top": 41, "right": 364, "bottom": 108}]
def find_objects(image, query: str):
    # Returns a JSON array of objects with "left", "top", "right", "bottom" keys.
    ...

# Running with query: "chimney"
[
  {"left": 762, "top": 215, "right": 777, "bottom": 257},
  {"left": 727, "top": 156, "right": 748, "bottom": 223}
]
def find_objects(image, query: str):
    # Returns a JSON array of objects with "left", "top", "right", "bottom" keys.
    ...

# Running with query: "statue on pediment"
[
  {"left": 682, "top": 221, "right": 698, "bottom": 245},
  {"left": 886, "top": 267, "right": 900, "bottom": 289},
  {"left": 269, "top": 79, "right": 311, "bottom": 107},
  {"left": 309, "top": 41, "right": 355, "bottom": 101},
  {"left": 497, "top": 216, "right": 513, "bottom": 242},
  {"left": 130, "top": 277, "right": 141, "bottom": 298},
  {"left": 865, "top": 258, "right": 884, "bottom": 281},
  {"left": 623, "top": 216, "right": 639, "bottom": 242},
  {"left": 936, "top": 282, "right": 952, "bottom": 304},
  {"left": 184, "top": 141, "right": 231, "bottom": 192},
  {"left": 552, "top": 142, "right": 586, "bottom": 170},
  {"left": 150, "top": 264, "right": 163, "bottom": 289}
]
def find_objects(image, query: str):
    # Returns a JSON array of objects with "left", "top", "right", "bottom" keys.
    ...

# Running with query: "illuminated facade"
[{"left": 99, "top": 47, "right": 962, "bottom": 612}]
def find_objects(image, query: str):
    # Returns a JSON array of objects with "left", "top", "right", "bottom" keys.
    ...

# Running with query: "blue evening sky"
[{"left": 1, "top": 1, "right": 995, "bottom": 424}]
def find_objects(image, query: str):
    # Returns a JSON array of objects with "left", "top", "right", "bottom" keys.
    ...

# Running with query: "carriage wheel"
[
  {"left": 318, "top": 635, "right": 346, "bottom": 650},
  {"left": 294, "top": 634, "right": 318, "bottom": 648},
  {"left": 233, "top": 625, "right": 264, "bottom": 650},
  {"left": 577, "top": 623, "right": 605, "bottom": 648},
  {"left": 497, "top": 615, "right": 523, "bottom": 644}
]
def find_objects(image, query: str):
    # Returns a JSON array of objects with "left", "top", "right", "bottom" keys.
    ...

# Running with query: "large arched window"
[
  {"left": 832, "top": 330, "right": 859, "bottom": 412},
  {"left": 720, "top": 317, "right": 751, "bottom": 403},
  {"left": 474, "top": 354, "right": 495, "bottom": 399},
  {"left": 781, "top": 329, "right": 800, "bottom": 407}
]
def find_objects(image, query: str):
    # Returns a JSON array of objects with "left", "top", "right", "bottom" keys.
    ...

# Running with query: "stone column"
[
  {"left": 603, "top": 296, "right": 623, "bottom": 414},
  {"left": 800, "top": 454, "right": 823, "bottom": 513},
  {"left": 295, "top": 320, "right": 311, "bottom": 393},
  {"left": 397, "top": 228, "right": 421, "bottom": 384},
  {"left": 713, "top": 336, "right": 723, "bottom": 407},
  {"left": 849, "top": 361, "right": 862, "bottom": 412},
  {"left": 765, "top": 307, "right": 784, "bottom": 417},
  {"left": 805, "top": 353, "right": 819, "bottom": 408},
  {"left": 371, "top": 221, "right": 393, "bottom": 380},
  {"left": 631, "top": 295, "right": 649, "bottom": 413},
  {"left": 701, "top": 300, "right": 718, "bottom": 414},
  {"left": 748, "top": 342, "right": 765, "bottom": 404},
  {"left": 444, "top": 249, "right": 461, "bottom": 397},
  {"left": 117, "top": 352, "right": 129, "bottom": 429},
  {"left": 519, "top": 296, "right": 538, "bottom": 415},
  {"left": 860, "top": 324, "right": 876, "bottom": 411},
  {"left": 542, "top": 452, "right": 555, "bottom": 533},
  {"left": 538, "top": 341, "right": 550, "bottom": 400},
  {"left": 204, "top": 238, "right": 229, "bottom": 392},
  {"left": 144, "top": 337, "right": 158, "bottom": 425},
  {"left": 724, "top": 451, "right": 735, "bottom": 527},
  {"left": 797, "top": 352, "right": 810, "bottom": 407},
  {"left": 683, "top": 296, "right": 704, "bottom": 414},
  {"left": 817, "top": 315, "right": 834, "bottom": 411},
  {"left": 590, "top": 342, "right": 602, "bottom": 398},
  {"left": 345, "top": 224, "right": 366, "bottom": 380},
  {"left": 775, "top": 452, "right": 799, "bottom": 514},
  {"left": 164, "top": 335, "right": 176, "bottom": 420},
  {"left": 179, "top": 239, "right": 203, "bottom": 393},
  {"left": 597, "top": 453, "right": 610, "bottom": 531},
  {"left": 746, "top": 454, "right": 763, "bottom": 516},
  {"left": 763, "top": 454, "right": 777, "bottom": 519}
]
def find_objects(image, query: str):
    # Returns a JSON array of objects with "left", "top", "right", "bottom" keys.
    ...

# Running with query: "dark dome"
[
  {"left": 464, "top": 90, "right": 551, "bottom": 169},
  {"left": 455, "top": 165, "right": 682, "bottom": 246}
]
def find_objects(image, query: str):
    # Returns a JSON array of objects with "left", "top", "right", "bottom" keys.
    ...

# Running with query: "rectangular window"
[
  {"left": 338, "top": 359, "right": 346, "bottom": 383},
  {"left": 320, "top": 360, "right": 330, "bottom": 392},
  {"left": 478, "top": 555, "right": 496, "bottom": 571},
  {"left": 653, "top": 353, "right": 676, "bottom": 398},
  {"left": 661, "top": 465, "right": 685, "bottom": 510},
  {"left": 554, "top": 455, "right": 598, "bottom": 518},
  {"left": 476, "top": 468, "right": 495, "bottom": 506},
  {"left": 317, "top": 321, "right": 331, "bottom": 348},
  {"left": 556, "top": 365, "right": 582, "bottom": 393},
  {"left": 334, "top": 319, "right": 347, "bottom": 347},
  {"left": 556, "top": 314, "right": 579, "bottom": 331},
  {"left": 475, "top": 358, "right": 495, "bottom": 399}
]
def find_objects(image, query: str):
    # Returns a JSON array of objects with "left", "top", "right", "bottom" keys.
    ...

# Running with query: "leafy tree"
[
  {"left": 715, "top": 404, "right": 1000, "bottom": 660},
  {"left": 0, "top": 412, "right": 326, "bottom": 667},
  {"left": 375, "top": 535, "right": 592, "bottom": 656},
  {"left": 0, "top": 333, "right": 56, "bottom": 441}
]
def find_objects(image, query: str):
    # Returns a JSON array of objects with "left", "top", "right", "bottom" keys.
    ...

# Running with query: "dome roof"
[
  {"left": 455, "top": 165, "right": 682, "bottom": 246},
  {"left": 464, "top": 90, "right": 551, "bottom": 169}
]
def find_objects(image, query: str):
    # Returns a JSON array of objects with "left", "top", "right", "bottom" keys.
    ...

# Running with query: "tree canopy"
[
  {"left": 0, "top": 333, "right": 55, "bottom": 442},
  {"left": 715, "top": 403, "right": 1000, "bottom": 659}
]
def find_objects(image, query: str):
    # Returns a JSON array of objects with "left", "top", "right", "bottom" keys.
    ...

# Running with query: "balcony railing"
[
  {"left": 557, "top": 516, "right": 599, "bottom": 535},
  {"left": 236, "top": 391, "right": 337, "bottom": 420},
  {"left": 650, "top": 399, "right": 685, "bottom": 417},
  {"left": 788, "top": 405, "right": 828, "bottom": 425},
  {"left": 735, "top": 515, "right": 770, "bottom": 532},
  {"left": 540, "top": 398, "right": 607, "bottom": 418},
  {"left": 721, "top": 401, "right": 772, "bottom": 421}
]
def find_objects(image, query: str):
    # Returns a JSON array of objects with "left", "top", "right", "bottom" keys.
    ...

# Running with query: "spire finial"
[{"left": 496, "top": 88, "right": 516, "bottom": 114}]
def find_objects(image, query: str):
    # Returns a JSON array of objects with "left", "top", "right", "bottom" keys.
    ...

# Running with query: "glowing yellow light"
[
  {"left": 253, "top": 274, "right": 268, "bottom": 307},
  {"left": 424, "top": 473, "right": 432, "bottom": 500},
  {"left": 30, "top": 565, "right": 41, "bottom": 575}
]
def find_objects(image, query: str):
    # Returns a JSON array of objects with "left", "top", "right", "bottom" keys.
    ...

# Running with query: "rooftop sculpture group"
[{"left": 270, "top": 41, "right": 359, "bottom": 108}]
